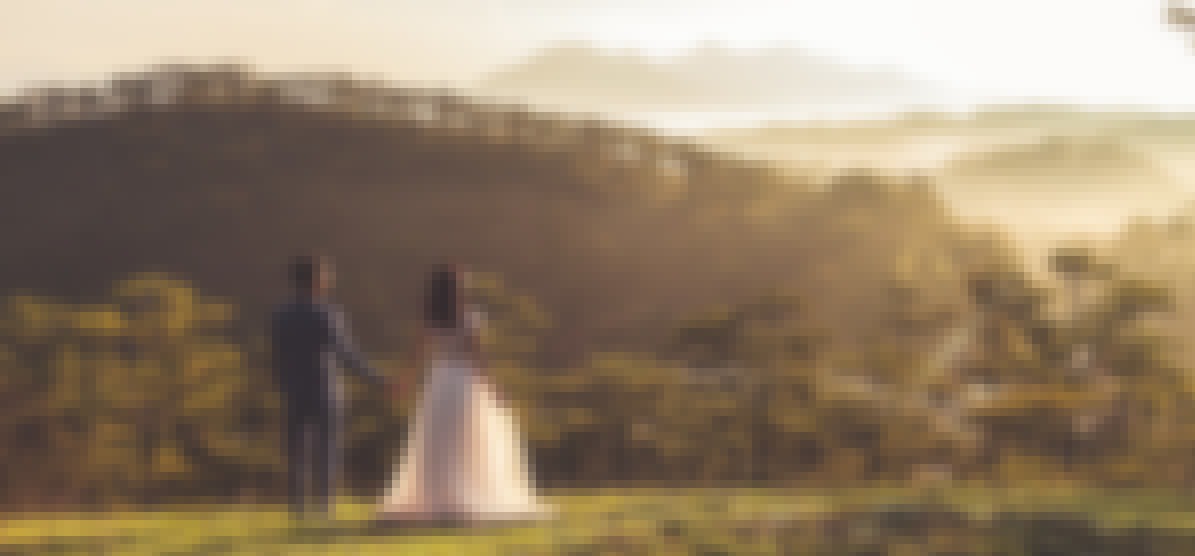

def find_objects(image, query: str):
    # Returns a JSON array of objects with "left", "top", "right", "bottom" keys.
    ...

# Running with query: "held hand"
[{"left": 387, "top": 378, "right": 405, "bottom": 401}]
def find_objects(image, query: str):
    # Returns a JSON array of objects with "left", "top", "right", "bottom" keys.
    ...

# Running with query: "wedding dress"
[{"left": 377, "top": 311, "right": 554, "bottom": 522}]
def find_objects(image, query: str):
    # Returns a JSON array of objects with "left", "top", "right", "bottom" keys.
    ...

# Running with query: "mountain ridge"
[{"left": 479, "top": 41, "right": 931, "bottom": 109}]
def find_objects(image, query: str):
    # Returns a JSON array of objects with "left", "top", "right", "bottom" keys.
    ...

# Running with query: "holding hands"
[{"left": 386, "top": 374, "right": 412, "bottom": 402}]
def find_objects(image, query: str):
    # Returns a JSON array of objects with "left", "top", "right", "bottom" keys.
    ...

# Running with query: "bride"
[{"left": 377, "top": 263, "right": 554, "bottom": 524}]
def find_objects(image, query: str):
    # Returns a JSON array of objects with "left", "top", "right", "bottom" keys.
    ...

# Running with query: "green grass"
[{"left": 7, "top": 486, "right": 1195, "bottom": 555}]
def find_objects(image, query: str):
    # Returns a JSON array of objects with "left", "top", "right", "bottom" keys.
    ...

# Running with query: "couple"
[{"left": 270, "top": 253, "right": 554, "bottom": 524}]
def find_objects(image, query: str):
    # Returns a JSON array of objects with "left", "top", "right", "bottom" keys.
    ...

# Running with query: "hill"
[{"left": 0, "top": 64, "right": 1012, "bottom": 366}]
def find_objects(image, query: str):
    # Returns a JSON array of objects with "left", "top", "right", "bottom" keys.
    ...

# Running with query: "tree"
[
  {"left": 669, "top": 291, "right": 815, "bottom": 371},
  {"left": 1168, "top": 1, "right": 1195, "bottom": 36},
  {"left": 1050, "top": 247, "right": 1102, "bottom": 315},
  {"left": 0, "top": 273, "right": 288, "bottom": 509},
  {"left": 469, "top": 271, "right": 552, "bottom": 369}
]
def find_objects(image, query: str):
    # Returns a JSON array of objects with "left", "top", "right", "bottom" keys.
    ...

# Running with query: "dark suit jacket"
[{"left": 270, "top": 296, "right": 383, "bottom": 413}]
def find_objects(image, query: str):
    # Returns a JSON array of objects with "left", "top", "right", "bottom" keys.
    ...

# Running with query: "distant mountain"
[
  {"left": 703, "top": 104, "right": 1195, "bottom": 138},
  {"left": 941, "top": 135, "right": 1178, "bottom": 192},
  {"left": 478, "top": 41, "right": 931, "bottom": 110}
]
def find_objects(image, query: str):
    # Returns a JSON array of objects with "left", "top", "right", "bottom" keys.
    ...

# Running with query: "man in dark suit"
[{"left": 270, "top": 253, "right": 397, "bottom": 521}]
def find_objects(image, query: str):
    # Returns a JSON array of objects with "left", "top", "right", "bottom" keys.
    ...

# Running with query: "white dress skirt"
[{"left": 377, "top": 325, "right": 554, "bottom": 522}]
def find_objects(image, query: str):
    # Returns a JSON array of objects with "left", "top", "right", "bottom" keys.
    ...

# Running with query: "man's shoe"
[
  {"left": 312, "top": 505, "right": 335, "bottom": 526},
  {"left": 288, "top": 505, "right": 312, "bottom": 526}
]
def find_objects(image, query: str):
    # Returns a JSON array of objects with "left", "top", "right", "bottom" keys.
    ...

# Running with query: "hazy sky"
[{"left": 3, "top": 0, "right": 1195, "bottom": 108}]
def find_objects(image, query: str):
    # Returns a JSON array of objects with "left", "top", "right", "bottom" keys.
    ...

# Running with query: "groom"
[{"left": 270, "top": 253, "right": 398, "bottom": 521}]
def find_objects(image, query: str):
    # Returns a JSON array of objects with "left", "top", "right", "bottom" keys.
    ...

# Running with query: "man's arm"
[
  {"left": 325, "top": 307, "right": 385, "bottom": 387},
  {"left": 268, "top": 309, "right": 287, "bottom": 392}
]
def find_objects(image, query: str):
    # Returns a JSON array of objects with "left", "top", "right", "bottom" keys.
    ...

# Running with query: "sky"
[{"left": 2, "top": 0, "right": 1195, "bottom": 109}]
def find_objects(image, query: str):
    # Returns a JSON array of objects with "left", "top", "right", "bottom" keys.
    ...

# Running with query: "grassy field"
[{"left": 6, "top": 485, "right": 1195, "bottom": 555}]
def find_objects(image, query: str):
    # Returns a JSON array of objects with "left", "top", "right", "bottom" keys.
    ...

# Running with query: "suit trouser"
[{"left": 284, "top": 402, "right": 341, "bottom": 516}]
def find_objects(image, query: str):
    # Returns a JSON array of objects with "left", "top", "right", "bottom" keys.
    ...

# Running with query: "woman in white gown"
[{"left": 377, "top": 264, "right": 554, "bottom": 524}]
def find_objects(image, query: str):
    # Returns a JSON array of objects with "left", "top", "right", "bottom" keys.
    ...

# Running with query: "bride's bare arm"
[
  {"left": 470, "top": 328, "right": 489, "bottom": 379},
  {"left": 467, "top": 312, "right": 490, "bottom": 380}
]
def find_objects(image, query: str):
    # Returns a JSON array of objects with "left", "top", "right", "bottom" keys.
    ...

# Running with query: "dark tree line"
[{"left": 0, "top": 253, "right": 1189, "bottom": 512}]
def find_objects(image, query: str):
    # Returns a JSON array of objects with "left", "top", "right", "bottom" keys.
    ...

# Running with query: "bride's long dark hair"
[{"left": 422, "top": 263, "right": 465, "bottom": 329}]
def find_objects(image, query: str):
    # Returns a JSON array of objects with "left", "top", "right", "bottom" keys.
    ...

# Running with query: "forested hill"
[{"left": 0, "top": 64, "right": 1015, "bottom": 365}]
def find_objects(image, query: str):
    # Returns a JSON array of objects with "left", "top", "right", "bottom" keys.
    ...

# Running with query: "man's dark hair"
[{"left": 289, "top": 253, "right": 328, "bottom": 291}]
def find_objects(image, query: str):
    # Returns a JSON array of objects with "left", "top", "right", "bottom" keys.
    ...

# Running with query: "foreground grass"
[{"left": 7, "top": 485, "right": 1195, "bottom": 555}]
